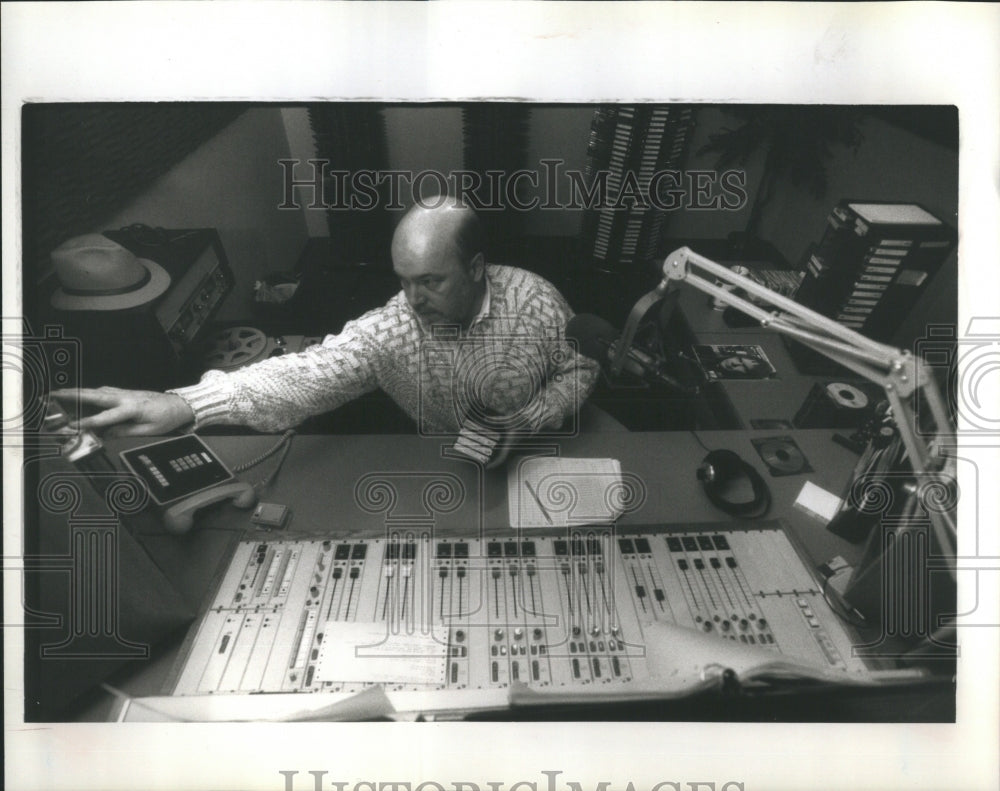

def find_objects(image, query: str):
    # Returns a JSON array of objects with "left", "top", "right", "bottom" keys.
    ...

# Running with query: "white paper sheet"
[
  {"left": 508, "top": 456, "right": 624, "bottom": 527},
  {"left": 794, "top": 480, "right": 843, "bottom": 523},
  {"left": 315, "top": 621, "right": 447, "bottom": 685}
]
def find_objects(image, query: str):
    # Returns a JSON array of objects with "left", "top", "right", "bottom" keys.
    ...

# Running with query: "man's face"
[{"left": 394, "top": 247, "right": 484, "bottom": 328}]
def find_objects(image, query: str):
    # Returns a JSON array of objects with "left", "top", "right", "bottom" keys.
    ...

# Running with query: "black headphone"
[{"left": 696, "top": 449, "right": 771, "bottom": 519}]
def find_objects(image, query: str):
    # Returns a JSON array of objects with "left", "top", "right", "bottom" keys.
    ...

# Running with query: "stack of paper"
[{"left": 508, "top": 456, "right": 624, "bottom": 528}]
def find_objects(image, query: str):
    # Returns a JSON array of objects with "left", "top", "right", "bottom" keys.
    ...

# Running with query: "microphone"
[{"left": 566, "top": 314, "right": 699, "bottom": 395}]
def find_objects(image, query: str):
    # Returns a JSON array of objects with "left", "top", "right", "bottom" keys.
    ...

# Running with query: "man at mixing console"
[{"left": 55, "top": 198, "right": 599, "bottom": 444}]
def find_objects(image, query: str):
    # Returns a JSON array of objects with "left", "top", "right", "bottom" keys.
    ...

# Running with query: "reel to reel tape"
[{"left": 199, "top": 326, "right": 323, "bottom": 372}]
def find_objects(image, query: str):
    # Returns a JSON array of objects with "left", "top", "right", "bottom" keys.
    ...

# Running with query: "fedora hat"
[{"left": 50, "top": 234, "right": 171, "bottom": 311}]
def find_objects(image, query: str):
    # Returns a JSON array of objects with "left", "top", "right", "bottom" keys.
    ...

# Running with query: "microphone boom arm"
[{"left": 620, "top": 246, "right": 956, "bottom": 565}]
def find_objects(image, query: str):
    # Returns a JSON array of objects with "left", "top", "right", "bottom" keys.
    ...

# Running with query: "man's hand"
[{"left": 50, "top": 387, "right": 196, "bottom": 437}]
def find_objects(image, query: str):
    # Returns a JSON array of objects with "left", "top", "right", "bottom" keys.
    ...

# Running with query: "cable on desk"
[
  {"left": 233, "top": 430, "right": 296, "bottom": 491},
  {"left": 821, "top": 574, "right": 869, "bottom": 628},
  {"left": 690, "top": 430, "right": 714, "bottom": 453}
]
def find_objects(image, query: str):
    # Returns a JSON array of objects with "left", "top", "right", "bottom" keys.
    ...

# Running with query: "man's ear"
[{"left": 469, "top": 252, "right": 486, "bottom": 281}]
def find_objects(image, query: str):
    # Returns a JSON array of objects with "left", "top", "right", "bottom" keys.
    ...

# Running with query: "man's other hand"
[{"left": 51, "top": 387, "right": 196, "bottom": 437}]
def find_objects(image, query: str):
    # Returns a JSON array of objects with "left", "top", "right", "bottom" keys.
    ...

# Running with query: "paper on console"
[{"left": 508, "top": 456, "right": 627, "bottom": 528}]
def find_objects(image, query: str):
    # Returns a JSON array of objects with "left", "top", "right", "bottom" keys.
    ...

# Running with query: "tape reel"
[{"left": 201, "top": 326, "right": 268, "bottom": 371}]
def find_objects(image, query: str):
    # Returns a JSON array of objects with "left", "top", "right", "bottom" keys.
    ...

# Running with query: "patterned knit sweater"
[{"left": 170, "top": 265, "right": 599, "bottom": 434}]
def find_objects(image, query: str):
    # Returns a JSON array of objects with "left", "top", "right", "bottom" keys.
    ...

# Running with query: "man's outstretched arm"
[
  {"left": 51, "top": 387, "right": 195, "bottom": 437},
  {"left": 50, "top": 310, "right": 385, "bottom": 437}
]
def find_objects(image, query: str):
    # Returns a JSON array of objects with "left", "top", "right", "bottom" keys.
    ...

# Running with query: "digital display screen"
[{"left": 120, "top": 434, "right": 234, "bottom": 506}]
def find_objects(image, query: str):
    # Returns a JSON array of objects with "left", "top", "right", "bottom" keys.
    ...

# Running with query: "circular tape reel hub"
[{"left": 201, "top": 326, "right": 268, "bottom": 371}]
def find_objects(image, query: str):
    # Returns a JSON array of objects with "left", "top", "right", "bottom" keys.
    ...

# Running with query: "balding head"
[
  {"left": 391, "top": 197, "right": 484, "bottom": 269},
  {"left": 391, "top": 198, "right": 487, "bottom": 329}
]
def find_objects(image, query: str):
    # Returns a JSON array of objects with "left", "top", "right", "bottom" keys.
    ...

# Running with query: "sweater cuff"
[{"left": 166, "top": 374, "right": 233, "bottom": 430}]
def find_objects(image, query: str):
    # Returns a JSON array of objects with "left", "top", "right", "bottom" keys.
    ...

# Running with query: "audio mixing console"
[{"left": 170, "top": 522, "right": 871, "bottom": 706}]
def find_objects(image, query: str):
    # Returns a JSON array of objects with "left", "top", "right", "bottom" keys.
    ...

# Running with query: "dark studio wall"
[{"left": 22, "top": 103, "right": 958, "bottom": 350}]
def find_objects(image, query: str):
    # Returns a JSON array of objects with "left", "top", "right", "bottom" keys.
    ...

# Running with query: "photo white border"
[{"left": 3, "top": 3, "right": 998, "bottom": 791}]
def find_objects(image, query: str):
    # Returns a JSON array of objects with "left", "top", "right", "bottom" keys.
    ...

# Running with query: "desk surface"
[
  {"left": 68, "top": 427, "right": 870, "bottom": 720},
  {"left": 190, "top": 429, "right": 861, "bottom": 562}
]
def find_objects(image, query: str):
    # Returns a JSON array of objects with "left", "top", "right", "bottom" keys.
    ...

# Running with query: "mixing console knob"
[
  {"left": 572, "top": 626, "right": 581, "bottom": 637},
  {"left": 590, "top": 625, "right": 600, "bottom": 637},
  {"left": 455, "top": 630, "right": 466, "bottom": 642},
  {"left": 532, "top": 628, "right": 543, "bottom": 640},
  {"left": 721, "top": 621, "right": 731, "bottom": 631},
  {"left": 513, "top": 628, "right": 524, "bottom": 640},
  {"left": 702, "top": 622, "right": 713, "bottom": 632},
  {"left": 494, "top": 629, "right": 504, "bottom": 641},
  {"left": 757, "top": 618, "right": 767, "bottom": 629},
  {"left": 740, "top": 618, "right": 749, "bottom": 630},
  {"left": 611, "top": 625, "right": 620, "bottom": 636}
]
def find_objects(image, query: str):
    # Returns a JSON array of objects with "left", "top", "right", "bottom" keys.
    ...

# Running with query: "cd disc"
[
  {"left": 826, "top": 382, "right": 869, "bottom": 410},
  {"left": 201, "top": 326, "right": 268, "bottom": 371},
  {"left": 754, "top": 437, "right": 809, "bottom": 475}
]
